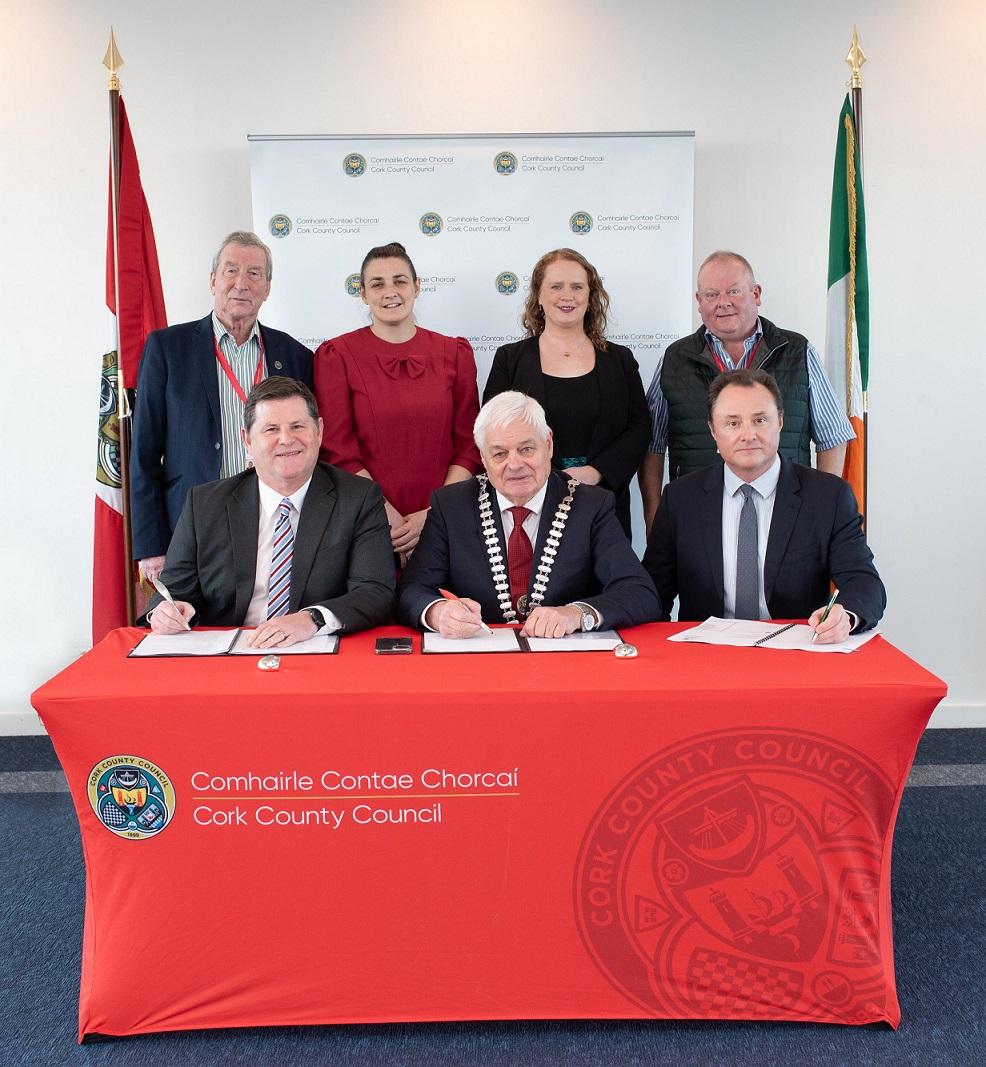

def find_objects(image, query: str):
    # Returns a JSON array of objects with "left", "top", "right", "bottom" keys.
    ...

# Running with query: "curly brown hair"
[{"left": 520, "top": 248, "right": 610, "bottom": 350}]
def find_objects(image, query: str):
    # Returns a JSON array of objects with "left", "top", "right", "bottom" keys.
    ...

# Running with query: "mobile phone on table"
[{"left": 375, "top": 636, "right": 414, "bottom": 654}]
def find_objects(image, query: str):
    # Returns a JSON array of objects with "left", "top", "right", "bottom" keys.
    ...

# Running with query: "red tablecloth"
[{"left": 31, "top": 624, "right": 946, "bottom": 1040}]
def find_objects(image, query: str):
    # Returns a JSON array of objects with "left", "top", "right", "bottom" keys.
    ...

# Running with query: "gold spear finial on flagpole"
[
  {"left": 845, "top": 26, "right": 866, "bottom": 89},
  {"left": 103, "top": 28, "right": 123, "bottom": 91}
]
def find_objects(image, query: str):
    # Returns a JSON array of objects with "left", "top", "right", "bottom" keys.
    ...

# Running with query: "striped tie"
[{"left": 266, "top": 499, "right": 294, "bottom": 619}]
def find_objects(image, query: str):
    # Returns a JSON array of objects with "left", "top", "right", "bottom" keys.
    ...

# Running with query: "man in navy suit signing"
[
  {"left": 131, "top": 230, "right": 313, "bottom": 584},
  {"left": 642, "top": 369, "right": 885, "bottom": 644},
  {"left": 398, "top": 391, "right": 659, "bottom": 638}
]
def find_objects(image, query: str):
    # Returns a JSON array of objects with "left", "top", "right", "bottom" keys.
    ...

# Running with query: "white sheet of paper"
[
  {"left": 129, "top": 630, "right": 239, "bottom": 657},
  {"left": 229, "top": 631, "right": 340, "bottom": 655},
  {"left": 423, "top": 629, "right": 522, "bottom": 653},
  {"left": 667, "top": 617, "right": 879, "bottom": 653},
  {"left": 524, "top": 629, "right": 624, "bottom": 652}
]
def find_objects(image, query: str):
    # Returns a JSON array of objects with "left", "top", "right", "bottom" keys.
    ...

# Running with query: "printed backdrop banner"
[{"left": 248, "top": 133, "right": 695, "bottom": 385}]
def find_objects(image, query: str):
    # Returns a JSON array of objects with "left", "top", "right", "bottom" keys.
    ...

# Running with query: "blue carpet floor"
[{"left": 2, "top": 732, "right": 984, "bottom": 1066}]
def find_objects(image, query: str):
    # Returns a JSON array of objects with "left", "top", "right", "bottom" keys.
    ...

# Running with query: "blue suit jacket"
[
  {"left": 397, "top": 471, "right": 660, "bottom": 629},
  {"left": 130, "top": 314, "right": 313, "bottom": 559},
  {"left": 642, "top": 458, "right": 886, "bottom": 629}
]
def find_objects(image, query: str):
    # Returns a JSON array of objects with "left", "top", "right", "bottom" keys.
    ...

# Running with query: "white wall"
[{"left": 4, "top": 0, "right": 984, "bottom": 730}]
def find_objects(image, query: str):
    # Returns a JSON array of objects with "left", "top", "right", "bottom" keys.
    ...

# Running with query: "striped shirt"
[
  {"left": 212, "top": 313, "right": 267, "bottom": 478},
  {"left": 645, "top": 320, "right": 854, "bottom": 454}
]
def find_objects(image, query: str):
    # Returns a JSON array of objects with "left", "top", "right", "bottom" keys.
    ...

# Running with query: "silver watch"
[{"left": 572, "top": 602, "right": 598, "bottom": 632}]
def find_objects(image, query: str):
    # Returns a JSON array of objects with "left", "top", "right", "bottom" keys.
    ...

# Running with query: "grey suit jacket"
[{"left": 151, "top": 463, "right": 394, "bottom": 632}]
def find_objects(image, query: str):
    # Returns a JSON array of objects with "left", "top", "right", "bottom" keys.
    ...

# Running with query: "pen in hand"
[
  {"left": 150, "top": 576, "right": 192, "bottom": 632},
  {"left": 438, "top": 588, "right": 493, "bottom": 636},
  {"left": 811, "top": 588, "right": 839, "bottom": 643}
]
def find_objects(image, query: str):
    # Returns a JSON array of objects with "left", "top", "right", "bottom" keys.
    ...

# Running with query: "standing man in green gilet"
[{"left": 639, "top": 251, "right": 853, "bottom": 532}]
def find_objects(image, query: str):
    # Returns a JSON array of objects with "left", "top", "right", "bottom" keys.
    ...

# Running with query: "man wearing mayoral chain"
[{"left": 398, "top": 392, "right": 659, "bottom": 638}]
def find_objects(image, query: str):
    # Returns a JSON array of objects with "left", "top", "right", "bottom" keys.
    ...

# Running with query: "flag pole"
[
  {"left": 102, "top": 29, "right": 136, "bottom": 626},
  {"left": 845, "top": 26, "right": 867, "bottom": 518}
]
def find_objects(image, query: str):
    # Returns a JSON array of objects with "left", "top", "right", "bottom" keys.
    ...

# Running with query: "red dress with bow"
[{"left": 314, "top": 326, "right": 482, "bottom": 516}]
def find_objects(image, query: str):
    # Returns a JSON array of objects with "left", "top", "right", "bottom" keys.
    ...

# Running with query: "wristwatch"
[
  {"left": 572, "top": 602, "right": 599, "bottom": 632},
  {"left": 304, "top": 608, "right": 323, "bottom": 630}
]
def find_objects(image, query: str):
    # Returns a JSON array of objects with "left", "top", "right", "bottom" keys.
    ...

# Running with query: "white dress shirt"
[
  {"left": 494, "top": 482, "right": 548, "bottom": 544},
  {"left": 719, "top": 457, "right": 857, "bottom": 630},
  {"left": 245, "top": 475, "right": 342, "bottom": 632},
  {"left": 721, "top": 456, "right": 781, "bottom": 620}
]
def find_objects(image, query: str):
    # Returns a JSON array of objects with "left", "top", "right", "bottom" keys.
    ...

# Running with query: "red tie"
[{"left": 507, "top": 506, "right": 533, "bottom": 614}]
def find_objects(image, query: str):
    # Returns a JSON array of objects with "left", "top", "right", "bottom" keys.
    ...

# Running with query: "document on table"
[
  {"left": 129, "top": 630, "right": 340, "bottom": 657},
  {"left": 229, "top": 631, "right": 340, "bottom": 655},
  {"left": 521, "top": 629, "right": 624, "bottom": 652},
  {"left": 422, "top": 629, "right": 625, "bottom": 653},
  {"left": 129, "top": 630, "right": 239, "bottom": 657},
  {"left": 422, "top": 629, "right": 523, "bottom": 653},
  {"left": 667, "top": 617, "right": 880, "bottom": 653}
]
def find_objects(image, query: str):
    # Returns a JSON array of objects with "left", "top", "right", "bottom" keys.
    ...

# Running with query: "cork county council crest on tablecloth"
[{"left": 88, "top": 755, "right": 176, "bottom": 840}]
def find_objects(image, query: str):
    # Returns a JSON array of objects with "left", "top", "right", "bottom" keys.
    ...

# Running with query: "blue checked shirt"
[{"left": 645, "top": 320, "right": 854, "bottom": 454}]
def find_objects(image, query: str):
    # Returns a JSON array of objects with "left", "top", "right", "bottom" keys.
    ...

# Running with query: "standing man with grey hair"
[
  {"left": 398, "top": 391, "right": 659, "bottom": 638},
  {"left": 131, "top": 231, "right": 313, "bottom": 584},
  {"left": 639, "top": 250, "right": 853, "bottom": 532}
]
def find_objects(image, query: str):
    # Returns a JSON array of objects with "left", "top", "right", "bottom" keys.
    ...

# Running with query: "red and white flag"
[{"left": 93, "top": 96, "right": 166, "bottom": 643}]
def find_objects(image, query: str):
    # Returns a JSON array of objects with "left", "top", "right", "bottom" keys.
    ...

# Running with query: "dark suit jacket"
[
  {"left": 397, "top": 472, "right": 659, "bottom": 629},
  {"left": 130, "top": 314, "right": 314, "bottom": 559},
  {"left": 152, "top": 464, "right": 394, "bottom": 633},
  {"left": 642, "top": 459, "right": 886, "bottom": 629},
  {"left": 483, "top": 337, "right": 649, "bottom": 535}
]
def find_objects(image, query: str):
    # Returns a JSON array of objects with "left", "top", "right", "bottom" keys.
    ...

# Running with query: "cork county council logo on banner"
[
  {"left": 419, "top": 212, "right": 443, "bottom": 236},
  {"left": 570, "top": 210, "right": 593, "bottom": 234},
  {"left": 495, "top": 271, "right": 519, "bottom": 295},
  {"left": 88, "top": 756, "right": 176, "bottom": 840},
  {"left": 268, "top": 214, "right": 292, "bottom": 238},
  {"left": 494, "top": 151, "right": 518, "bottom": 175},
  {"left": 343, "top": 152, "right": 367, "bottom": 177},
  {"left": 345, "top": 274, "right": 362, "bottom": 297}
]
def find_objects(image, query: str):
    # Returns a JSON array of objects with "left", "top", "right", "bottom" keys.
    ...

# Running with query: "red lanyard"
[
  {"left": 707, "top": 336, "right": 761, "bottom": 372},
  {"left": 213, "top": 331, "right": 266, "bottom": 404}
]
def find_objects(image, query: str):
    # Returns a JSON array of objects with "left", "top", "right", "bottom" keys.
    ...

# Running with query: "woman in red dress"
[{"left": 314, "top": 243, "right": 482, "bottom": 563}]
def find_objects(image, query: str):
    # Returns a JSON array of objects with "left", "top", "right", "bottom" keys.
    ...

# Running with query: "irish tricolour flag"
[{"left": 825, "top": 94, "right": 868, "bottom": 517}]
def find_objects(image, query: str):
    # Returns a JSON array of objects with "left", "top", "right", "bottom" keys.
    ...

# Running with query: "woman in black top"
[{"left": 483, "top": 247, "right": 649, "bottom": 537}]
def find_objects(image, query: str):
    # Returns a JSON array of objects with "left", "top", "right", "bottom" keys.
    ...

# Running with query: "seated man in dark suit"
[
  {"left": 642, "top": 368, "right": 885, "bottom": 643},
  {"left": 131, "top": 230, "right": 314, "bottom": 585},
  {"left": 398, "top": 391, "right": 659, "bottom": 638},
  {"left": 147, "top": 377, "right": 394, "bottom": 648}
]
